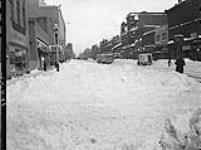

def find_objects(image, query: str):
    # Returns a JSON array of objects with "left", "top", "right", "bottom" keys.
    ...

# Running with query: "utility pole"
[
  {"left": 54, "top": 23, "right": 60, "bottom": 72},
  {"left": 67, "top": 22, "right": 71, "bottom": 43}
]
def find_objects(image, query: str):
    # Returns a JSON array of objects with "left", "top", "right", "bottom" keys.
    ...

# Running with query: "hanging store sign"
[{"left": 182, "top": 45, "right": 191, "bottom": 51}]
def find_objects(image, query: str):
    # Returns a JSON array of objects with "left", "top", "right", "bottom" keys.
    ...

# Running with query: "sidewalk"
[{"left": 152, "top": 59, "right": 201, "bottom": 83}]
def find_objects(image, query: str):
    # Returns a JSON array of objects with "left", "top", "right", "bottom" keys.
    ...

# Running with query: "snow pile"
[
  {"left": 7, "top": 59, "right": 201, "bottom": 150},
  {"left": 159, "top": 109, "right": 201, "bottom": 150}
]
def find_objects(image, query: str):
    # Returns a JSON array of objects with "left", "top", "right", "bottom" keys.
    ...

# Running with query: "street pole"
[{"left": 54, "top": 24, "right": 59, "bottom": 72}]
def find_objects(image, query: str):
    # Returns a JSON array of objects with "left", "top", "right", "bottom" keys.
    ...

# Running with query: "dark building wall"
[
  {"left": 138, "top": 13, "right": 167, "bottom": 26},
  {"left": 167, "top": 0, "right": 201, "bottom": 59},
  {"left": 27, "top": 0, "right": 66, "bottom": 45},
  {"left": 142, "top": 31, "right": 155, "bottom": 46},
  {"left": 35, "top": 17, "right": 55, "bottom": 45},
  {"left": 167, "top": 0, "right": 201, "bottom": 40},
  {"left": 28, "top": 18, "right": 50, "bottom": 70},
  {"left": 28, "top": 20, "right": 36, "bottom": 63}
]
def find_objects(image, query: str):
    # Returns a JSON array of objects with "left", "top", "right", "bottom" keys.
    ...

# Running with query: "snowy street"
[{"left": 7, "top": 59, "right": 201, "bottom": 150}]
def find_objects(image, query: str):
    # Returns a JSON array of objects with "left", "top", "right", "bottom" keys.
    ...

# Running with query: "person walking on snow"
[
  {"left": 175, "top": 58, "right": 185, "bottom": 73},
  {"left": 44, "top": 58, "right": 47, "bottom": 71},
  {"left": 168, "top": 59, "right": 172, "bottom": 67}
]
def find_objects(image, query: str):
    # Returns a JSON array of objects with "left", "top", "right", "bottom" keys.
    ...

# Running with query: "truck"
[{"left": 137, "top": 53, "right": 153, "bottom": 65}]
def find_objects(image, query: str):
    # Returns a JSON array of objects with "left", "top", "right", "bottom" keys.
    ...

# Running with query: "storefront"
[
  {"left": 9, "top": 47, "right": 27, "bottom": 77},
  {"left": 168, "top": 37, "right": 201, "bottom": 60},
  {"left": 37, "top": 46, "right": 50, "bottom": 70},
  {"left": 36, "top": 39, "right": 50, "bottom": 71}
]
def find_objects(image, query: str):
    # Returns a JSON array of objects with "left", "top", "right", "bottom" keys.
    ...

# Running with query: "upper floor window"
[
  {"left": 22, "top": 0, "right": 25, "bottom": 27},
  {"left": 162, "top": 33, "right": 167, "bottom": 40},
  {"left": 16, "top": 0, "right": 20, "bottom": 25},
  {"left": 9, "top": 0, "right": 14, "bottom": 21},
  {"left": 156, "top": 35, "right": 160, "bottom": 42}
]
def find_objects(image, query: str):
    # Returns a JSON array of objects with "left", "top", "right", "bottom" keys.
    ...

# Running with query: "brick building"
[
  {"left": 126, "top": 12, "right": 167, "bottom": 45},
  {"left": 27, "top": 0, "right": 66, "bottom": 46},
  {"left": 166, "top": 0, "right": 201, "bottom": 60},
  {"left": 6, "top": 0, "right": 30, "bottom": 78},
  {"left": 120, "top": 11, "right": 167, "bottom": 59},
  {"left": 28, "top": 17, "right": 52, "bottom": 70},
  {"left": 27, "top": 0, "right": 66, "bottom": 66}
]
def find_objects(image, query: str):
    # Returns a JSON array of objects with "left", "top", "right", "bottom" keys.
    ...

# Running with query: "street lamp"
[
  {"left": 67, "top": 22, "right": 71, "bottom": 43},
  {"left": 54, "top": 23, "right": 60, "bottom": 71}
]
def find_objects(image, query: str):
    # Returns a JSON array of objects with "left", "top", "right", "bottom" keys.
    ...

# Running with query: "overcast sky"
[{"left": 45, "top": 0, "right": 178, "bottom": 55}]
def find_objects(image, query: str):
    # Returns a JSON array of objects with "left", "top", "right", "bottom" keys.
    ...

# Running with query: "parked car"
[
  {"left": 96, "top": 53, "right": 114, "bottom": 64},
  {"left": 137, "top": 53, "right": 153, "bottom": 65}
]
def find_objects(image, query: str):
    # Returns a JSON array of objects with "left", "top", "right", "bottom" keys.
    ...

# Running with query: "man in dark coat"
[
  {"left": 168, "top": 59, "right": 172, "bottom": 67},
  {"left": 175, "top": 58, "right": 185, "bottom": 73},
  {"left": 44, "top": 59, "right": 47, "bottom": 71}
]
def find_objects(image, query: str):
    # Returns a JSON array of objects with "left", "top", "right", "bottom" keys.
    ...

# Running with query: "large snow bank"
[
  {"left": 7, "top": 60, "right": 201, "bottom": 150},
  {"left": 160, "top": 108, "right": 201, "bottom": 150}
]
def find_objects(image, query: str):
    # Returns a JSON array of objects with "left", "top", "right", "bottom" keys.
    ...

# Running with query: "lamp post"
[
  {"left": 54, "top": 23, "right": 59, "bottom": 72},
  {"left": 67, "top": 22, "right": 71, "bottom": 43},
  {"left": 174, "top": 34, "right": 184, "bottom": 59}
]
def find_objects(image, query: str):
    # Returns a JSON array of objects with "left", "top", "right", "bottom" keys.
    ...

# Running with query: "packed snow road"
[{"left": 7, "top": 59, "right": 201, "bottom": 150}]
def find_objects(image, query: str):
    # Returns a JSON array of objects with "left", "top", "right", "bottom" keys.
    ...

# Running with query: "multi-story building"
[
  {"left": 99, "top": 39, "right": 113, "bottom": 53},
  {"left": 121, "top": 11, "right": 167, "bottom": 59},
  {"left": 6, "top": 0, "right": 30, "bottom": 78},
  {"left": 142, "top": 29, "right": 155, "bottom": 51},
  {"left": 27, "top": 0, "right": 66, "bottom": 67},
  {"left": 27, "top": 0, "right": 66, "bottom": 46},
  {"left": 166, "top": 0, "right": 201, "bottom": 60},
  {"left": 126, "top": 11, "right": 167, "bottom": 45},
  {"left": 28, "top": 17, "right": 52, "bottom": 70}
]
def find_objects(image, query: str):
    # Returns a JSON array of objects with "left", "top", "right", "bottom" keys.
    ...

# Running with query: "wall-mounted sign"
[{"left": 191, "top": 33, "right": 198, "bottom": 39}]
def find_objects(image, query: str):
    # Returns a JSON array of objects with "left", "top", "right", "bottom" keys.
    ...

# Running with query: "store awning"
[{"left": 38, "top": 46, "right": 50, "bottom": 54}]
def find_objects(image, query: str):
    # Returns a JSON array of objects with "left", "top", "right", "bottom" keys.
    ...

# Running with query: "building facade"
[
  {"left": 27, "top": 0, "right": 66, "bottom": 46},
  {"left": 27, "top": 0, "right": 66, "bottom": 66},
  {"left": 28, "top": 17, "right": 51, "bottom": 70},
  {"left": 154, "top": 25, "right": 168, "bottom": 58},
  {"left": 6, "top": 0, "right": 30, "bottom": 78},
  {"left": 120, "top": 11, "right": 167, "bottom": 59},
  {"left": 166, "top": 0, "right": 201, "bottom": 60}
]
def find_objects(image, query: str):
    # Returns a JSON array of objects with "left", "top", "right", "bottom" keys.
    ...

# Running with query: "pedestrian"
[
  {"left": 168, "top": 59, "right": 172, "bottom": 67},
  {"left": 175, "top": 58, "right": 185, "bottom": 73},
  {"left": 55, "top": 62, "right": 59, "bottom": 72},
  {"left": 41, "top": 56, "right": 45, "bottom": 70},
  {"left": 44, "top": 59, "right": 47, "bottom": 71}
]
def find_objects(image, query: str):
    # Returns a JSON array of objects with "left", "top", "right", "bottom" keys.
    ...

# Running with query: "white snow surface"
[{"left": 7, "top": 59, "right": 201, "bottom": 150}]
